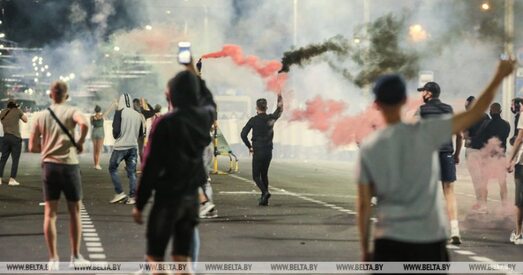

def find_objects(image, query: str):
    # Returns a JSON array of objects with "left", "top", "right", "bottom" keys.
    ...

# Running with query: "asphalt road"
[{"left": 1, "top": 152, "right": 522, "bottom": 273}]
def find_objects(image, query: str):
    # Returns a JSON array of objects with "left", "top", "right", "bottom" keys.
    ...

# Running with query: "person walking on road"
[
  {"left": 0, "top": 99, "right": 28, "bottom": 186},
  {"left": 418, "top": 81, "right": 463, "bottom": 244},
  {"left": 357, "top": 59, "right": 515, "bottom": 261},
  {"left": 109, "top": 93, "right": 145, "bottom": 205},
  {"left": 241, "top": 94, "right": 283, "bottom": 206},
  {"left": 29, "top": 80, "right": 89, "bottom": 268},
  {"left": 91, "top": 102, "right": 115, "bottom": 170},
  {"left": 506, "top": 101, "right": 523, "bottom": 245},
  {"left": 133, "top": 68, "right": 215, "bottom": 272}
]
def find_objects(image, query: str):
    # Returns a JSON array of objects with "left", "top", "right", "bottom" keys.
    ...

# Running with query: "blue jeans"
[{"left": 109, "top": 148, "right": 137, "bottom": 197}]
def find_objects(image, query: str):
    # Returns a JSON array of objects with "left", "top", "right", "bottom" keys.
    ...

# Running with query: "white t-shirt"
[
  {"left": 32, "top": 104, "right": 84, "bottom": 164},
  {"left": 516, "top": 117, "right": 523, "bottom": 164},
  {"left": 358, "top": 117, "right": 452, "bottom": 242}
]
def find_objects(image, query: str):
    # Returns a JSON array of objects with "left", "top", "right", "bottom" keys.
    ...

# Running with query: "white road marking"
[
  {"left": 79, "top": 203, "right": 107, "bottom": 262},
  {"left": 454, "top": 250, "right": 476, "bottom": 256}
]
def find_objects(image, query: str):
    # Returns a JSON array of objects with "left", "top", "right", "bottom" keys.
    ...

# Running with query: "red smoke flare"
[{"left": 202, "top": 44, "right": 286, "bottom": 93}]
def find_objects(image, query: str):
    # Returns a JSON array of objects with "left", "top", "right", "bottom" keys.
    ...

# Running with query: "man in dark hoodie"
[{"left": 132, "top": 69, "right": 215, "bottom": 269}]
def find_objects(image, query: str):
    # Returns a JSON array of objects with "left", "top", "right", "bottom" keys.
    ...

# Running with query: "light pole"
[{"left": 502, "top": 0, "right": 515, "bottom": 122}]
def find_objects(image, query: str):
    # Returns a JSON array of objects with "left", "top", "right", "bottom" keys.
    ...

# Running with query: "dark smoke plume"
[
  {"left": 328, "top": 13, "right": 419, "bottom": 87},
  {"left": 279, "top": 35, "right": 351, "bottom": 73}
]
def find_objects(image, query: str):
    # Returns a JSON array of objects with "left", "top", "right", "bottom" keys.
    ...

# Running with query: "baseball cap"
[
  {"left": 372, "top": 74, "right": 406, "bottom": 105},
  {"left": 417, "top": 81, "right": 440, "bottom": 97}
]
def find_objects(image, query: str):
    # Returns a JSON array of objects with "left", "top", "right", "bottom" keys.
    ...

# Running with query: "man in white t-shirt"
[
  {"left": 29, "top": 81, "right": 89, "bottom": 268},
  {"left": 357, "top": 59, "right": 515, "bottom": 261},
  {"left": 506, "top": 102, "right": 523, "bottom": 245}
]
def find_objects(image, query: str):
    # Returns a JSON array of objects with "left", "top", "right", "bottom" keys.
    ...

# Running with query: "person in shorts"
[
  {"left": 418, "top": 81, "right": 463, "bottom": 244},
  {"left": 29, "top": 81, "right": 89, "bottom": 268},
  {"left": 133, "top": 67, "right": 215, "bottom": 271}
]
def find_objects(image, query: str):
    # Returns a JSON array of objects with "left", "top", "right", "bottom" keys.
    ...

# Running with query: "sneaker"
[
  {"left": 449, "top": 235, "right": 462, "bottom": 245},
  {"left": 199, "top": 201, "right": 215, "bottom": 217},
  {"left": 471, "top": 203, "right": 488, "bottom": 214},
  {"left": 259, "top": 193, "right": 271, "bottom": 206},
  {"left": 110, "top": 192, "right": 127, "bottom": 204},
  {"left": 8, "top": 178, "right": 20, "bottom": 186},
  {"left": 125, "top": 197, "right": 136, "bottom": 205},
  {"left": 69, "top": 254, "right": 89, "bottom": 268},
  {"left": 47, "top": 258, "right": 59, "bottom": 271},
  {"left": 510, "top": 231, "right": 521, "bottom": 243},
  {"left": 201, "top": 209, "right": 218, "bottom": 219},
  {"left": 94, "top": 165, "right": 102, "bottom": 170},
  {"left": 514, "top": 234, "right": 523, "bottom": 245}
]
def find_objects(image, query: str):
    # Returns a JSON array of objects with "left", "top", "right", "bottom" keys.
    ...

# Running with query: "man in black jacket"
[
  {"left": 132, "top": 68, "right": 215, "bottom": 268},
  {"left": 418, "top": 82, "right": 463, "bottom": 245},
  {"left": 241, "top": 94, "right": 283, "bottom": 206}
]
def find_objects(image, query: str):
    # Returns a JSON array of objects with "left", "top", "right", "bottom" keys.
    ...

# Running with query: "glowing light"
[
  {"left": 353, "top": 38, "right": 361, "bottom": 44},
  {"left": 69, "top": 73, "right": 75, "bottom": 79},
  {"left": 409, "top": 24, "right": 428, "bottom": 42},
  {"left": 36, "top": 72, "right": 39, "bottom": 76},
  {"left": 34, "top": 78, "right": 38, "bottom": 83},
  {"left": 166, "top": 10, "right": 171, "bottom": 14},
  {"left": 46, "top": 90, "right": 51, "bottom": 95},
  {"left": 32, "top": 63, "right": 36, "bottom": 67},
  {"left": 63, "top": 77, "right": 69, "bottom": 82},
  {"left": 46, "top": 72, "right": 51, "bottom": 77},
  {"left": 105, "top": 53, "right": 110, "bottom": 58},
  {"left": 145, "top": 25, "right": 152, "bottom": 30},
  {"left": 44, "top": 65, "right": 49, "bottom": 69},
  {"left": 34, "top": 67, "right": 38, "bottom": 71},
  {"left": 0, "top": 33, "right": 5, "bottom": 38},
  {"left": 41, "top": 68, "right": 45, "bottom": 72},
  {"left": 114, "top": 46, "right": 120, "bottom": 52},
  {"left": 32, "top": 56, "right": 38, "bottom": 62},
  {"left": 0, "top": 20, "right": 2, "bottom": 25},
  {"left": 482, "top": 2, "right": 490, "bottom": 10},
  {"left": 0, "top": 45, "right": 4, "bottom": 48}
]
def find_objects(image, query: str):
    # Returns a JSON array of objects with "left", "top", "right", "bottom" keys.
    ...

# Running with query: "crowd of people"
[
  {"left": 356, "top": 59, "right": 520, "bottom": 264},
  {"left": 0, "top": 48, "right": 520, "bottom": 274}
]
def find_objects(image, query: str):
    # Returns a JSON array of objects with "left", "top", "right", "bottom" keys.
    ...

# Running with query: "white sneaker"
[
  {"left": 125, "top": 197, "right": 136, "bottom": 205},
  {"left": 510, "top": 231, "right": 517, "bottom": 242},
  {"left": 199, "top": 201, "right": 215, "bottom": 218},
  {"left": 514, "top": 235, "right": 523, "bottom": 245},
  {"left": 47, "top": 258, "right": 59, "bottom": 271},
  {"left": 69, "top": 254, "right": 90, "bottom": 268},
  {"left": 110, "top": 192, "right": 127, "bottom": 203},
  {"left": 94, "top": 165, "right": 102, "bottom": 170},
  {"left": 8, "top": 178, "right": 20, "bottom": 186}
]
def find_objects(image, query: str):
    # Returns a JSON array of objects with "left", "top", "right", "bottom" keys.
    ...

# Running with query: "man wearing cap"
[
  {"left": 0, "top": 99, "right": 28, "bottom": 186},
  {"left": 418, "top": 81, "right": 463, "bottom": 245},
  {"left": 357, "top": 59, "right": 515, "bottom": 261}
]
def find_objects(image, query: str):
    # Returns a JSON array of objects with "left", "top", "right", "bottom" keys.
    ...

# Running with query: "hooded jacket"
[
  {"left": 136, "top": 71, "right": 215, "bottom": 210},
  {"left": 112, "top": 93, "right": 145, "bottom": 150}
]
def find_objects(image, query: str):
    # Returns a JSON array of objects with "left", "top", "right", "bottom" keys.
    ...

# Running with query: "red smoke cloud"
[
  {"left": 290, "top": 96, "right": 346, "bottom": 132},
  {"left": 202, "top": 45, "right": 286, "bottom": 93},
  {"left": 292, "top": 97, "right": 423, "bottom": 146}
]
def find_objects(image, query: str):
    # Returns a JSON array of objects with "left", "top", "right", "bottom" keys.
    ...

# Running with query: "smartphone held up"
[{"left": 178, "top": 42, "right": 192, "bottom": 65}]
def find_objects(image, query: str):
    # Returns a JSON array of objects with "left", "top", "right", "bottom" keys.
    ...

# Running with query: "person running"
[
  {"left": 109, "top": 93, "right": 145, "bottom": 205},
  {"left": 0, "top": 99, "right": 28, "bottom": 186},
  {"left": 133, "top": 69, "right": 215, "bottom": 272},
  {"left": 357, "top": 60, "right": 515, "bottom": 261},
  {"left": 241, "top": 94, "right": 283, "bottom": 206},
  {"left": 418, "top": 81, "right": 463, "bottom": 244},
  {"left": 91, "top": 102, "right": 115, "bottom": 170},
  {"left": 29, "top": 80, "right": 89, "bottom": 268}
]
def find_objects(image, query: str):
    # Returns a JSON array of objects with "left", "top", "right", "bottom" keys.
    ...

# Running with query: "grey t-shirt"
[
  {"left": 358, "top": 117, "right": 452, "bottom": 242},
  {"left": 0, "top": 108, "right": 24, "bottom": 138}
]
